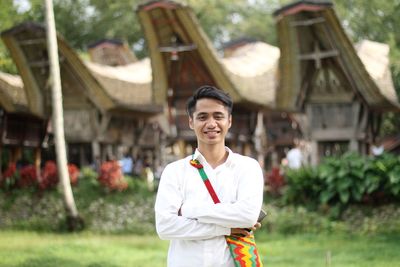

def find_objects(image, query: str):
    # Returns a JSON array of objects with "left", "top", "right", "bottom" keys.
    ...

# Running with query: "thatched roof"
[
  {"left": 274, "top": 0, "right": 399, "bottom": 111},
  {"left": 137, "top": 0, "right": 276, "bottom": 109},
  {"left": 85, "top": 58, "right": 157, "bottom": 112},
  {"left": 0, "top": 71, "right": 28, "bottom": 112},
  {"left": 1, "top": 22, "right": 160, "bottom": 118},
  {"left": 355, "top": 40, "right": 398, "bottom": 106},
  {"left": 88, "top": 38, "right": 138, "bottom": 66},
  {"left": 221, "top": 41, "right": 279, "bottom": 108}
]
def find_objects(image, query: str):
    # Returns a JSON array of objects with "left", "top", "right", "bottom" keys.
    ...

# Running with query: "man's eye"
[
  {"left": 215, "top": 115, "right": 224, "bottom": 120},
  {"left": 197, "top": 115, "right": 207, "bottom": 120}
]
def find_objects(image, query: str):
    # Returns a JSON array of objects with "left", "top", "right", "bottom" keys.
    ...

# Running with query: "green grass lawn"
[{"left": 1, "top": 231, "right": 399, "bottom": 267}]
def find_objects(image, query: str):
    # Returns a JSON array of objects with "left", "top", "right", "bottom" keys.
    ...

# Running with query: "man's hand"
[
  {"left": 230, "top": 228, "right": 251, "bottom": 238},
  {"left": 230, "top": 222, "right": 262, "bottom": 238},
  {"left": 253, "top": 222, "right": 262, "bottom": 231}
]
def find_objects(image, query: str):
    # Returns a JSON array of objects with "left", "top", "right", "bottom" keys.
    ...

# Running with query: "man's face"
[{"left": 189, "top": 98, "right": 232, "bottom": 147}]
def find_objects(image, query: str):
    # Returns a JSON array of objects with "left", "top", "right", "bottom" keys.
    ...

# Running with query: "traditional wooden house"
[
  {"left": 221, "top": 40, "right": 302, "bottom": 166},
  {"left": 88, "top": 39, "right": 137, "bottom": 66},
  {"left": 274, "top": 1, "right": 400, "bottom": 165},
  {"left": 1, "top": 22, "right": 162, "bottom": 167},
  {"left": 136, "top": 0, "right": 301, "bottom": 168},
  {"left": 85, "top": 58, "right": 166, "bottom": 166},
  {"left": 0, "top": 71, "right": 47, "bottom": 177}
]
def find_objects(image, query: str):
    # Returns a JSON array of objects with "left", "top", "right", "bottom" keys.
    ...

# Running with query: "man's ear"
[
  {"left": 189, "top": 116, "right": 194, "bottom": 129},
  {"left": 228, "top": 114, "right": 232, "bottom": 129}
]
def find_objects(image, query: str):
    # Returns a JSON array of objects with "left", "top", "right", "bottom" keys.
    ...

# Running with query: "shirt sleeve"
[
  {"left": 181, "top": 158, "right": 264, "bottom": 228},
  {"left": 155, "top": 163, "right": 230, "bottom": 240}
]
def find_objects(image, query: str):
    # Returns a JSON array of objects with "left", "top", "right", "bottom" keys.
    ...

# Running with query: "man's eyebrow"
[{"left": 195, "top": 111, "right": 225, "bottom": 116}]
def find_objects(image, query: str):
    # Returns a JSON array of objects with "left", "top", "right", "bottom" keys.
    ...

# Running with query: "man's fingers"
[
  {"left": 230, "top": 228, "right": 251, "bottom": 237},
  {"left": 253, "top": 222, "right": 261, "bottom": 229}
]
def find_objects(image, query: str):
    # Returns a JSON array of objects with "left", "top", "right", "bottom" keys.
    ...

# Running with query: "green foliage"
[
  {"left": 264, "top": 204, "right": 344, "bottom": 235},
  {"left": 2, "top": 164, "right": 400, "bottom": 236},
  {"left": 283, "top": 152, "right": 400, "bottom": 212},
  {"left": 0, "top": 0, "right": 24, "bottom": 73},
  {"left": 282, "top": 166, "right": 321, "bottom": 209},
  {"left": 185, "top": 0, "right": 279, "bottom": 47},
  {"left": 341, "top": 204, "right": 400, "bottom": 235},
  {"left": 0, "top": 167, "right": 156, "bottom": 234}
]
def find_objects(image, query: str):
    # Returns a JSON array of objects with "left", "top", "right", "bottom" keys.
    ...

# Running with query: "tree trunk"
[
  {"left": 0, "top": 143, "right": 2, "bottom": 181},
  {"left": 45, "top": 0, "right": 83, "bottom": 231}
]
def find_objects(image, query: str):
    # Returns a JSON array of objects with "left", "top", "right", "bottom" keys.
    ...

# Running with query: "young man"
[{"left": 155, "top": 85, "right": 264, "bottom": 267}]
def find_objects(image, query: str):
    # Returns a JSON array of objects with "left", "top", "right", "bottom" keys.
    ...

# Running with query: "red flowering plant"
[
  {"left": 40, "top": 161, "right": 59, "bottom": 190},
  {"left": 68, "top": 163, "right": 80, "bottom": 186},
  {"left": 18, "top": 165, "right": 38, "bottom": 188},
  {"left": 1, "top": 162, "right": 18, "bottom": 190},
  {"left": 1, "top": 160, "right": 80, "bottom": 191},
  {"left": 39, "top": 161, "right": 80, "bottom": 190},
  {"left": 266, "top": 167, "right": 286, "bottom": 196},
  {"left": 98, "top": 160, "right": 128, "bottom": 192}
]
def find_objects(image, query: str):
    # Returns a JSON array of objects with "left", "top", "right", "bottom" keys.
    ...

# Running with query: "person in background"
[
  {"left": 371, "top": 137, "right": 384, "bottom": 156},
  {"left": 286, "top": 139, "right": 304, "bottom": 169},
  {"left": 119, "top": 153, "right": 133, "bottom": 176}
]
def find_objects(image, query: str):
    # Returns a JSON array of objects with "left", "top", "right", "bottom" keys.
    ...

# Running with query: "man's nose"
[{"left": 206, "top": 118, "right": 217, "bottom": 127}]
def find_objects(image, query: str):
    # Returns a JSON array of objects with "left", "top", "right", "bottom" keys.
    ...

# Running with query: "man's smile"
[{"left": 204, "top": 130, "right": 220, "bottom": 138}]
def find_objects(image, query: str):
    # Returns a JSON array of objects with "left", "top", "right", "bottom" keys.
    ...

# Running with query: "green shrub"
[
  {"left": 0, "top": 169, "right": 157, "bottom": 234},
  {"left": 282, "top": 152, "right": 400, "bottom": 212},
  {"left": 263, "top": 204, "right": 343, "bottom": 235},
  {"left": 341, "top": 204, "right": 400, "bottom": 235},
  {"left": 261, "top": 203, "right": 400, "bottom": 235},
  {"left": 282, "top": 166, "right": 322, "bottom": 210}
]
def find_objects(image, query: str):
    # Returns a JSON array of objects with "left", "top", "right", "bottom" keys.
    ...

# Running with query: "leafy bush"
[
  {"left": 0, "top": 173, "right": 156, "bottom": 234},
  {"left": 0, "top": 161, "right": 80, "bottom": 191},
  {"left": 68, "top": 163, "right": 80, "bottom": 186},
  {"left": 40, "top": 161, "right": 59, "bottom": 190},
  {"left": 265, "top": 167, "right": 285, "bottom": 196},
  {"left": 282, "top": 166, "right": 322, "bottom": 209},
  {"left": 261, "top": 203, "right": 400, "bottom": 235},
  {"left": 18, "top": 165, "right": 37, "bottom": 188},
  {"left": 98, "top": 161, "right": 128, "bottom": 192},
  {"left": 341, "top": 204, "right": 400, "bottom": 235},
  {"left": 0, "top": 162, "right": 18, "bottom": 190},
  {"left": 282, "top": 152, "right": 400, "bottom": 212}
]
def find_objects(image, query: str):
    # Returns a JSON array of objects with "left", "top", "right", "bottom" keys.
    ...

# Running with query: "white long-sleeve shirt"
[{"left": 155, "top": 147, "right": 264, "bottom": 267}]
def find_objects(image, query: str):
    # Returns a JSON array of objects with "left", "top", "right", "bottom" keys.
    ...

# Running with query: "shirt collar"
[{"left": 192, "top": 147, "right": 235, "bottom": 168}]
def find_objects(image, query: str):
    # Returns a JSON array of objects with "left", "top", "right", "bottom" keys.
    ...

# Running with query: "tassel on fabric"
[{"left": 190, "top": 159, "right": 203, "bottom": 169}]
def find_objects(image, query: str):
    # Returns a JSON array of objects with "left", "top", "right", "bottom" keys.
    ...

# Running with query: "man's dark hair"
[{"left": 186, "top": 85, "right": 233, "bottom": 117}]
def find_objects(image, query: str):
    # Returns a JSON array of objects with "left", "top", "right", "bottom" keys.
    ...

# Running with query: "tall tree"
[
  {"left": 44, "top": 0, "right": 83, "bottom": 231},
  {"left": 187, "top": 0, "right": 279, "bottom": 48},
  {"left": 88, "top": 0, "right": 145, "bottom": 56}
]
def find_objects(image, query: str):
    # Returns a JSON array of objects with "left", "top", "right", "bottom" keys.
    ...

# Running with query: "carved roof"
[
  {"left": 221, "top": 41, "right": 279, "bottom": 107},
  {"left": 1, "top": 22, "right": 160, "bottom": 118},
  {"left": 85, "top": 58, "right": 156, "bottom": 112},
  {"left": 274, "top": 1, "right": 399, "bottom": 111},
  {"left": 136, "top": 0, "right": 277, "bottom": 109},
  {"left": 0, "top": 71, "right": 28, "bottom": 112}
]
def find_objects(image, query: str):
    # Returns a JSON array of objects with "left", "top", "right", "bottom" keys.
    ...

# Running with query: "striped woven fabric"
[{"left": 226, "top": 235, "right": 263, "bottom": 267}]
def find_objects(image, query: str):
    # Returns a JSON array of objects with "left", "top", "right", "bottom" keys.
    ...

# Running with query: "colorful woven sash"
[{"left": 190, "top": 159, "right": 263, "bottom": 267}]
